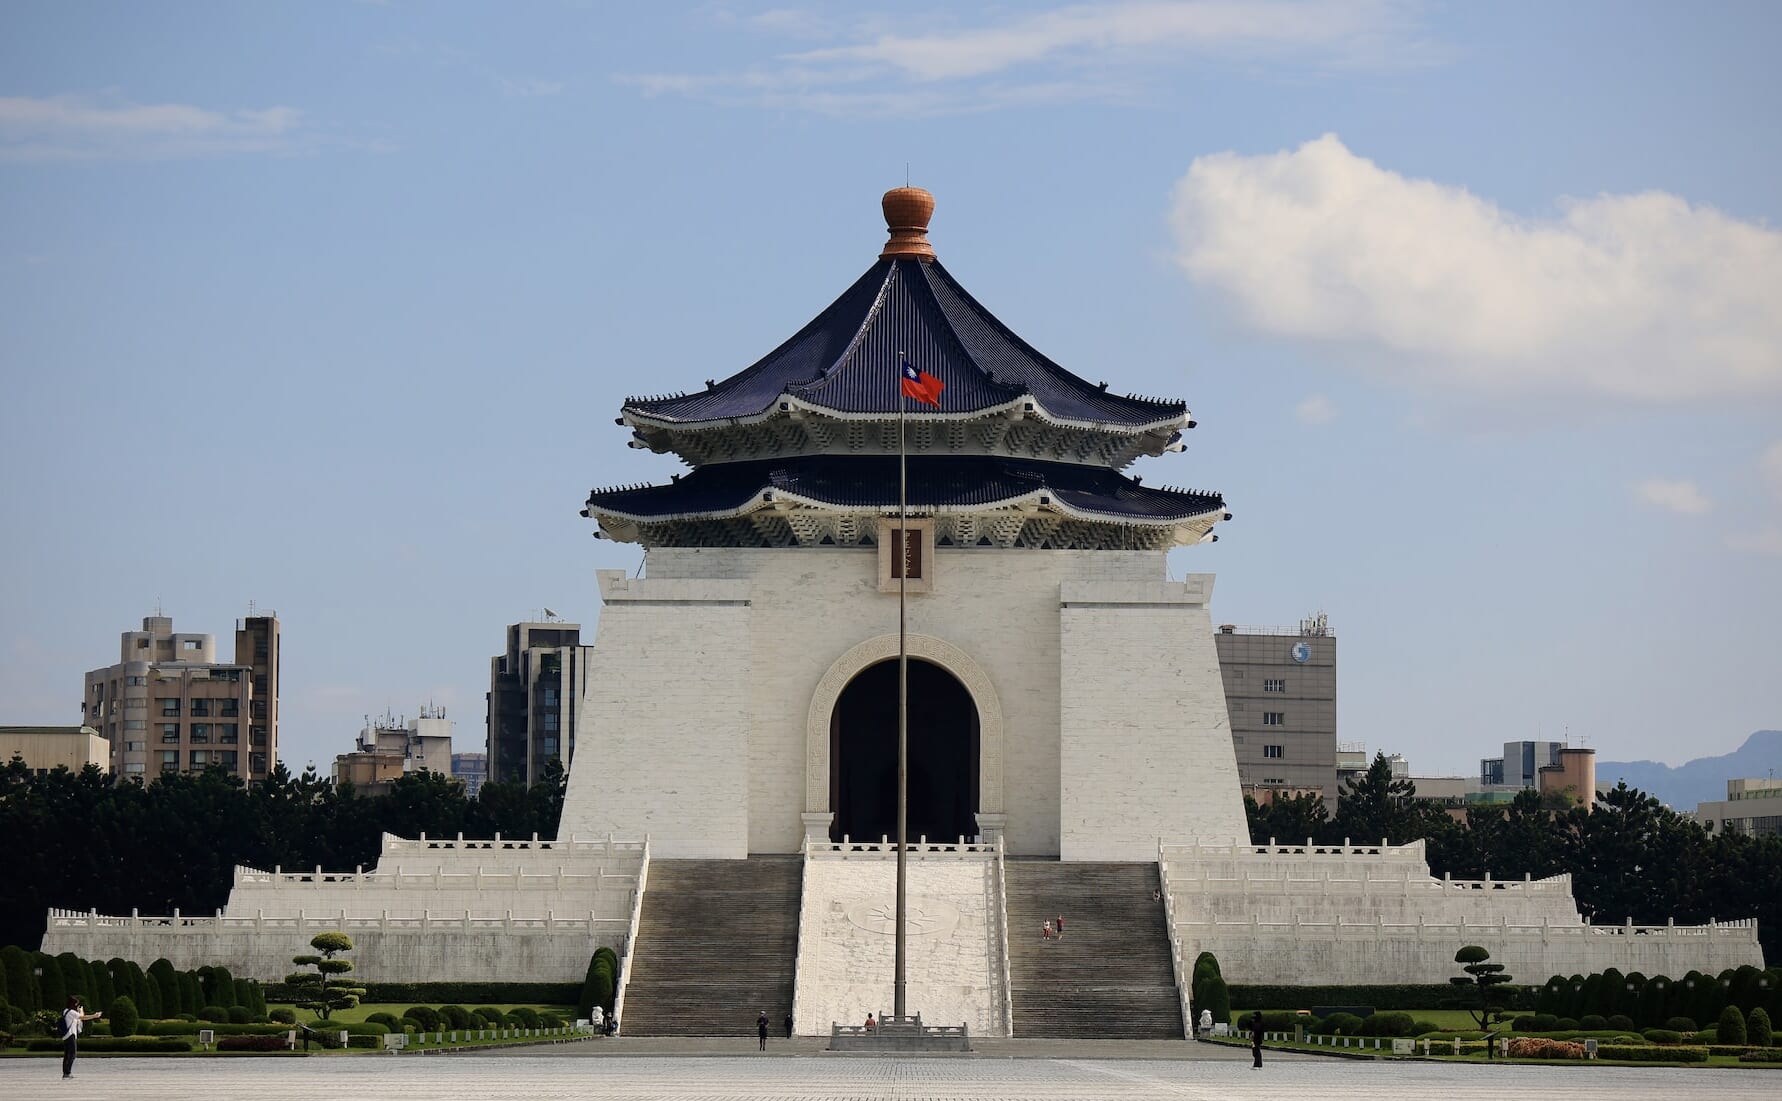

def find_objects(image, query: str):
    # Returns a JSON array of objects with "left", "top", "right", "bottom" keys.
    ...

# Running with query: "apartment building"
[{"left": 82, "top": 613, "right": 279, "bottom": 782}]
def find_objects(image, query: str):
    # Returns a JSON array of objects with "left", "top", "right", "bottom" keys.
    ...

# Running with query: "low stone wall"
[
  {"left": 39, "top": 912, "right": 620, "bottom": 982},
  {"left": 793, "top": 840, "right": 1008, "bottom": 1037},
  {"left": 1161, "top": 841, "right": 1764, "bottom": 986},
  {"left": 39, "top": 833, "right": 647, "bottom": 983}
]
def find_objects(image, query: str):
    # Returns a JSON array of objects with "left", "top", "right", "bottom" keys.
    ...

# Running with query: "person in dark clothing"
[
  {"left": 1250, "top": 1012, "right": 1264, "bottom": 1069},
  {"left": 757, "top": 1010, "right": 769, "bottom": 1050},
  {"left": 61, "top": 996, "right": 101, "bottom": 1079},
  {"left": 783, "top": 1012, "right": 793, "bottom": 1039}
]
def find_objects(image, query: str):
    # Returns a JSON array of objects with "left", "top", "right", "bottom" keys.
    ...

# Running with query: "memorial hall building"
[{"left": 44, "top": 188, "right": 1762, "bottom": 1038}]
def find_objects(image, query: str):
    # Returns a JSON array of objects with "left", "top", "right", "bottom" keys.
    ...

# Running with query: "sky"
[{"left": 1, "top": 1, "right": 1778, "bottom": 780}]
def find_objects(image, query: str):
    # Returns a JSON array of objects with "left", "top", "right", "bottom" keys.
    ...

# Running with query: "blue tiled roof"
[
  {"left": 625, "top": 258, "right": 1185, "bottom": 429},
  {"left": 584, "top": 456, "right": 1223, "bottom": 523}
]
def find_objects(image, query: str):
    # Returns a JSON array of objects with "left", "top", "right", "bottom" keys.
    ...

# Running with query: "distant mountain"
[{"left": 1597, "top": 729, "right": 1782, "bottom": 810}]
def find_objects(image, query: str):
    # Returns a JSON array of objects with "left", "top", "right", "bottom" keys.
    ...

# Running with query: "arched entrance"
[{"left": 829, "top": 658, "right": 978, "bottom": 843}]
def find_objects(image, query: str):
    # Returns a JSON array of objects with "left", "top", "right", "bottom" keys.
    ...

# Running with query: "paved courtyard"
[{"left": 10, "top": 1050, "right": 1779, "bottom": 1101}]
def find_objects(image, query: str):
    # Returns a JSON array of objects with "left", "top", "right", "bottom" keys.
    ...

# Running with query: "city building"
[
  {"left": 451, "top": 752, "right": 487, "bottom": 799},
  {"left": 0, "top": 726, "right": 109, "bottom": 775},
  {"left": 82, "top": 612, "right": 279, "bottom": 782},
  {"left": 1481, "top": 739, "right": 1566, "bottom": 788},
  {"left": 331, "top": 707, "right": 454, "bottom": 796},
  {"left": 1215, "top": 615, "right": 1338, "bottom": 807},
  {"left": 486, "top": 621, "right": 589, "bottom": 786},
  {"left": 46, "top": 187, "right": 1760, "bottom": 1030},
  {"left": 1696, "top": 778, "right": 1782, "bottom": 838}
]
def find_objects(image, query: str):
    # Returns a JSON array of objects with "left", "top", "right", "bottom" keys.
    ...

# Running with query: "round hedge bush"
[
  {"left": 365, "top": 1012, "right": 403, "bottom": 1032},
  {"left": 269, "top": 1008, "right": 296, "bottom": 1024},
  {"left": 1606, "top": 1014, "right": 1635, "bottom": 1031},
  {"left": 1663, "top": 1016, "right": 1698, "bottom": 1033},
  {"left": 439, "top": 1004, "right": 473, "bottom": 1030},
  {"left": 1750, "top": 1007, "right": 1773, "bottom": 1047},
  {"left": 1579, "top": 1014, "right": 1608, "bottom": 1031},
  {"left": 1718, "top": 1005, "right": 1747, "bottom": 1046},
  {"left": 403, "top": 1006, "right": 442, "bottom": 1032}
]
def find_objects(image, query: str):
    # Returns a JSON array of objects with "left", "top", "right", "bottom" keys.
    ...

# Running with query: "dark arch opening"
[{"left": 829, "top": 658, "right": 979, "bottom": 844}]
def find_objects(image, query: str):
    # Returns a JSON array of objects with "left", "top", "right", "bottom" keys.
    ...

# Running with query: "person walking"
[
  {"left": 61, "top": 996, "right": 100, "bottom": 1079},
  {"left": 1249, "top": 1011, "right": 1264, "bottom": 1069},
  {"left": 1054, "top": 914, "right": 1065, "bottom": 939},
  {"left": 757, "top": 1010, "right": 769, "bottom": 1050},
  {"left": 1042, "top": 919, "right": 1053, "bottom": 940},
  {"left": 783, "top": 1012, "right": 793, "bottom": 1039}
]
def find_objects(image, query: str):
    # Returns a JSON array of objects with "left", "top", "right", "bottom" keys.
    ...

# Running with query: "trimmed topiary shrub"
[
  {"left": 269, "top": 1007, "right": 296, "bottom": 1024},
  {"left": 1554, "top": 1017, "right": 1579, "bottom": 1031},
  {"left": 1641, "top": 1028, "right": 1683, "bottom": 1045},
  {"left": 403, "top": 1006, "right": 442, "bottom": 1032},
  {"left": 1410, "top": 1020, "right": 1442, "bottom": 1036},
  {"left": 1511, "top": 1015, "right": 1537, "bottom": 1032},
  {"left": 1750, "top": 1007, "right": 1773, "bottom": 1047},
  {"left": 1579, "top": 1014, "right": 1607, "bottom": 1030},
  {"left": 439, "top": 1004, "right": 473, "bottom": 1029},
  {"left": 198, "top": 1005, "right": 229, "bottom": 1022},
  {"left": 1663, "top": 1016, "right": 1698, "bottom": 1033},
  {"left": 1606, "top": 1013, "right": 1635, "bottom": 1031},
  {"left": 365, "top": 1012, "right": 403, "bottom": 1031},
  {"left": 1315, "top": 1012, "right": 1364, "bottom": 1035},
  {"left": 509, "top": 1007, "right": 540, "bottom": 1029},
  {"left": 473, "top": 1006, "right": 506, "bottom": 1026},
  {"left": 106, "top": 994, "right": 139, "bottom": 1038},
  {"left": 540, "top": 1012, "right": 564, "bottom": 1028},
  {"left": 1361, "top": 1012, "right": 1415, "bottom": 1037},
  {"left": 228, "top": 1006, "right": 249, "bottom": 1023},
  {"left": 1719, "top": 1005, "right": 1747, "bottom": 1046}
]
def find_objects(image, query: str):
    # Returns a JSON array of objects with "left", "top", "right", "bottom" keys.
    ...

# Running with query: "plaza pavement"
[{"left": 10, "top": 1041, "right": 1779, "bottom": 1101}]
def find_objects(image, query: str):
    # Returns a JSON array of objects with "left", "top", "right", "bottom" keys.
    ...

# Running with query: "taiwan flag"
[{"left": 900, "top": 358, "right": 945, "bottom": 407}]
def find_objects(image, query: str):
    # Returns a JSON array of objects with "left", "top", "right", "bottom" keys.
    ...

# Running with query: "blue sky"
[{"left": 2, "top": 1, "right": 1778, "bottom": 782}]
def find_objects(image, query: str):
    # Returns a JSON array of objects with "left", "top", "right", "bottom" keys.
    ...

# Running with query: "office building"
[
  {"left": 451, "top": 752, "right": 487, "bottom": 799},
  {"left": 486, "top": 621, "right": 589, "bottom": 786},
  {"left": 332, "top": 707, "right": 454, "bottom": 796},
  {"left": 1696, "top": 778, "right": 1782, "bottom": 838},
  {"left": 1215, "top": 615, "right": 1337, "bottom": 806},
  {"left": 0, "top": 726, "right": 109, "bottom": 775}
]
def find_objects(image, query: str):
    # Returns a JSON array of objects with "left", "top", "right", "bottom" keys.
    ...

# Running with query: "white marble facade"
[{"left": 557, "top": 546, "right": 1246, "bottom": 860}]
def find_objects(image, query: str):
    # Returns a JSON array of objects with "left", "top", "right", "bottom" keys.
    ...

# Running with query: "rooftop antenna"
[{"left": 906, "top": 162, "right": 909, "bottom": 187}]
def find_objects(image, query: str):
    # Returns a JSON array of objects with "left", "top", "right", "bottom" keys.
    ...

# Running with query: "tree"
[
  {"left": 1332, "top": 753, "right": 1441, "bottom": 845},
  {"left": 1451, "top": 945, "right": 1513, "bottom": 1028},
  {"left": 285, "top": 931, "right": 365, "bottom": 1020},
  {"left": 1718, "top": 1004, "right": 1747, "bottom": 1045},
  {"left": 1, "top": 945, "right": 36, "bottom": 1012},
  {"left": 106, "top": 994, "right": 139, "bottom": 1037},
  {"left": 1750, "top": 1006, "right": 1773, "bottom": 1047}
]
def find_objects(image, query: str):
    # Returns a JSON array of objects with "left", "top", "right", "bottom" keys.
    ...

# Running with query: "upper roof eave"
[{"left": 622, "top": 394, "right": 1189, "bottom": 438}]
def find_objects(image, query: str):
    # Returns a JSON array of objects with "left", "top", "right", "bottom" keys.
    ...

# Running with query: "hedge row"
[
  {"left": 26, "top": 1037, "right": 192, "bottom": 1053},
  {"left": 1230, "top": 984, "right": 1532, "bottom": 1012},
  {"left": 260, "top": 981, "right": 579, "bottom": 1005},
  {"left": 1597, "top": 1044, "right": 1708, "bottom": 1062}
]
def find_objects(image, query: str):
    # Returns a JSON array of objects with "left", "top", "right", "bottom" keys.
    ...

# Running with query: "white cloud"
[
  {"left": 1633, "top": 479, "right": 1712, "bottom": 516},
  {"left": 623, "top": 1, "right": 1430, "bottom": 116},
  {"left": 0, "top": 94, "right": 305, "bottom": 161},
  {"left": 1294, "top": 395, "right": 1338, "bottom": 424},
  {"left": 1170, "top": 135, "right": 1782, "bottom": 404}
]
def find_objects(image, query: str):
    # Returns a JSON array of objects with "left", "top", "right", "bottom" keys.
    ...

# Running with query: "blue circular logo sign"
[{"left": 1291, "top": 641, "right": 1312, "bottom": 664}]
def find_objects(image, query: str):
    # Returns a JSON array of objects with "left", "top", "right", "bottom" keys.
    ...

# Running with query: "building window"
[
  {"left": 1264, "top": 678, "right": 1286, "bottom": 693},
  {"left": 542, "top": 688, "right": 559, "bottom": 707},
  {"left": 124, "top": 697, "right": 146, "bottom": 710},
  {"left": 1262, "top": 776, "right": 1286, "bottom": 784},
  {"left": 182, "top": 639, "right": 201, "bottom": 650},
  {"left": 124, "top": 761, "right": 146, "bottom": 775},
  {"left": 220, "top": 699, "right": 239, "bottom": 717},
  {"left": 250, "top": 752, "right": 267, "bottom": 774},
  {"left": 251, "top": 700, "right": 267, "bottom": 720},
  {"left": 220, "top": 751, "right": 239, "bottom": 771},
  {"left": 160, "top": 724, "right": 180, "bottom": 743},
  {"left": 127, "top": 675, "right": 147, "bottom": 686},
  {"left": 190, "top": 699, "right": 211, "bottom": 717},
  {"left": 189, "top": 749, "right": 209, "bottom": 768},
  {"left": 125, "top": 741, "right": 145, "bottom": 752},
  {"left": 190, "top": 724, "right": 210, "bottom": 744},
  {"left": 159, "top": 750, "right": 179, "bottom": 773},
  {"left": 1264, "top": 745, "right": 1285, "bottom": 758},
  {"left": 137, "top": 638, "right": 149, "bottom": 650},
  {"left": 124, "top": 719, "right": 145, "bottom": 731},
  {"left": 250, "top": 727, "right": 267, "bottom": 747},
  {"left": 543, "top": 712, "right": 559, "bottom": 732},
  {"left": 159, "top": 698, "right": 180, "bottom": 716},
  {"left": 1263, "top": 712, "right": 1285, "bottom": 726},
  {"left": 220, "top": 723, "right": 239, "bottom": 744}
]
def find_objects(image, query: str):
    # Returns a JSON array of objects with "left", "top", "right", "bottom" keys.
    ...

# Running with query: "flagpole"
[{"left": 894, "top": 351, "right": 909, "bottom": 1021}]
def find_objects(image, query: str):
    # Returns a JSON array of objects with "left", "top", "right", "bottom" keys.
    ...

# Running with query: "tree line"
[
  {"left": 1246, "top": 753, "right": 1782, "bottom": 964},
  {"left": 0, "top": 756, "right": 566, "bottom": 952}
]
